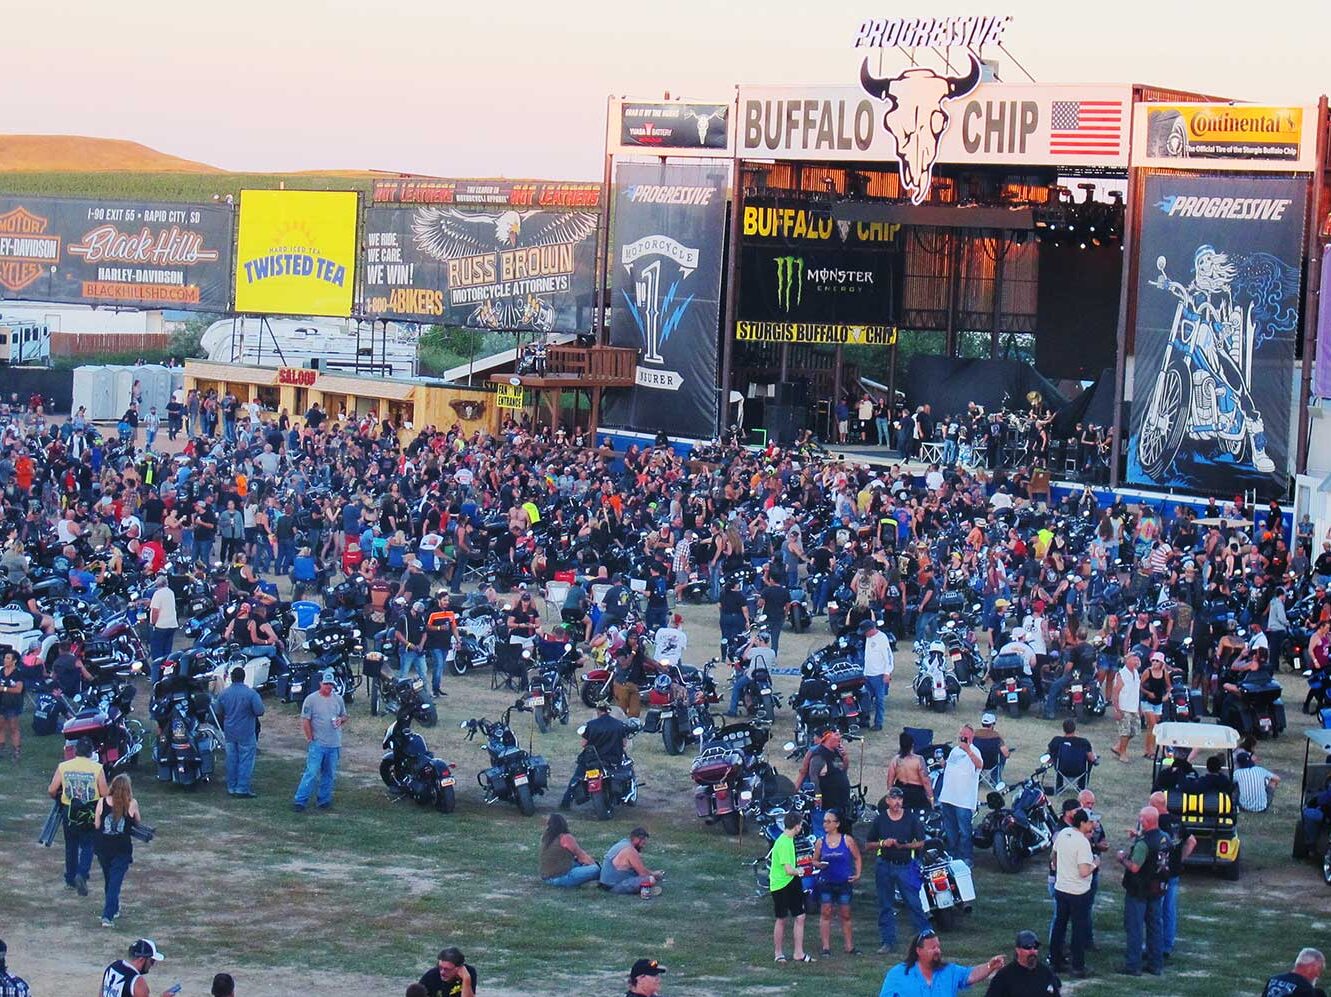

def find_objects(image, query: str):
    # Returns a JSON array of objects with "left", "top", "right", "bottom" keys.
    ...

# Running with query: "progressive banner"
[
  {"left": 601, "top": 162, "right": 729, "bottom": 439},
  {"left": 735, "top": 321, "right": 897, "bottom": 345},
  {"left": 362, "top": 179, "right": 600, "bottom": 331},
  {"left": 0, "top": 196, "right": 232, "bottom": 310},
  {"left": 233, "top": 189, "right": 359, "bottom": 318},
  {"left": 1127, "top": 174, "right": 1307, "bottom": 499}
]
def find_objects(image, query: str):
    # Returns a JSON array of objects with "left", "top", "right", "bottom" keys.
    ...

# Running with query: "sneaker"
[
  {"left": 101, "top": 918, "right": 114, "bottom": 928},
  {"left": 877, "top": 945, "right": 894, "bottom": 955},
  {"left": 75, "top": 874, "right": 88, "bottom": 897}
]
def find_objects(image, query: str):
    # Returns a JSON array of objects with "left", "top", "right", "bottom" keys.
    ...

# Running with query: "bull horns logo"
[{"left": 858, "top": 53, "right": 982, "bottom": 205}]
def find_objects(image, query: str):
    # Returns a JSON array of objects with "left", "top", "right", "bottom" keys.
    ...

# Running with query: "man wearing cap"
[
  {"left": 807, "top": 728, "right": 854, "bottom": 832},
  {"left": 972, "top": 713, "right": 1010, "bottom": 780},
  {"left": 0, "top": 939, "right": 30, "bottom": 997},
  {"left": 861, "top": 619, "right": 894, "bottom": 731},
  {"left": 626, "top": 958, "right": 666, "bottom": 997},
  {"left": 101, "top": 938, "right": 168, "bottom": 997},
  {"left": 865, "top": 787, "right": 929, "bottom": 954},
  {"left": 292, "top": 669, "right": 347, "bottom": 812},
  {"left": 146, "top": 574, "right": 177, "bottom": 685},
  {"left": 984, "top": 931, "right": 1062, "bottom": 996}
]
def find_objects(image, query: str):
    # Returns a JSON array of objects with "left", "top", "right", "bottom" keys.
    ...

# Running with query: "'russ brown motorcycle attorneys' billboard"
[{"left": 1127, "top": 174, "right": 1307, "bottom": 498}]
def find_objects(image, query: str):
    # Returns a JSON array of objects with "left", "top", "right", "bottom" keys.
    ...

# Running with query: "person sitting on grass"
[
  {"left": 599, "top": 826, "right": 664, "bottom": 896},
  {"left": 538, "top": 814, "right": 600, "bottom": 888},
  {"left": 417, "top": 946, "right": 476, "bottom": 997}
]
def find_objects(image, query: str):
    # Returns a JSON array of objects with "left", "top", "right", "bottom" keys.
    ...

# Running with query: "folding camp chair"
[{"left": 976, "top": 736, "right": 1006, "bottom": 789}]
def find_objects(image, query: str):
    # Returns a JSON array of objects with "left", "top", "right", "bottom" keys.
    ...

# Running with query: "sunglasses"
[
  {"left": 1017, "top": 943, "right": 1040, "bottom": 951},
  {"left": 917, "top": 929, "right": 937, "bottom": 942}
]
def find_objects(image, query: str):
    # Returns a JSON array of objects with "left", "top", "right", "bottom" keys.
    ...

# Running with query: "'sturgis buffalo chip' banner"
[
  {"left": 234, "top": 190, "right": 359, "bottom": 318},
  {"left": 364, "top": 180, "right": 600, "bottom": 332},
  {"left": 0, "top": 195, "right": 232, "bottom": 310},
  {"left": 611, "top": 100, "right": 732, "bottom": 156},
  {"left": 602, "top": 163, "right": 728, "bottom": 439},
  {"left": 1128, "top": 174, "right": 1307, "bottom": 499},
  {"left": 741, "top": 200, "right": 900, "bottom": 247}
]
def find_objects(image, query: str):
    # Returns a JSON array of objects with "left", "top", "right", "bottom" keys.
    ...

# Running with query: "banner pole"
[
  {"left": 1296, "top": 95, "right": 1329, "bottom": 476},
  {"left": 1109, "top": 165, "right": 1141, "bottom": 490},
  {"left": 718, "top": 89, "right": 742, "bottom": 437},
  {"left": 596, "top": 96, "right": 615, "bottom": 345}
]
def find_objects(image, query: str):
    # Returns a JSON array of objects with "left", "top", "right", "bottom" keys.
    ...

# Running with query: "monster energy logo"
[{"left": 774, "top": 256, "right": 804, "bottom": 312}]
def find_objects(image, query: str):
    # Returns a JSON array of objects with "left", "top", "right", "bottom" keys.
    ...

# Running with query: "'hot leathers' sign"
[
  {"left": 363, "top": 179, "right": 601, "bottom": 332},
  {"left": 0, "top": 195, "right": 232, "bottom": 310}
]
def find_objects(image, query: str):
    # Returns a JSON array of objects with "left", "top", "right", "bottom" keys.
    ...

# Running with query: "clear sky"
[{"left": 6, "top": 0, "right": 1328, "bottom": 179}]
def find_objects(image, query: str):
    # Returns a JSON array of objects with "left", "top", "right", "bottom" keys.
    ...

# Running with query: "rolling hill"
[{"left": 0, "top": 134, "right": 223, "bottom": 173}]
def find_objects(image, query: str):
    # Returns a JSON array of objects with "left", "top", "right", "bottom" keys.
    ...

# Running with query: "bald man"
[
  {"left": 1115, "top": 806, "right": 1168, "bottom": 976},
  {"left": 1077, "top": 789, "right": 1109, "bottom": 949},
  {"left": 1147, "top": 791, "right": 1196, "bottom": 960}
]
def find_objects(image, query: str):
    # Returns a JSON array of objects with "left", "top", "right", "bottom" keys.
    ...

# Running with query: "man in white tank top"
[{"left": 1110, "top": 653, "right": 1142, "bottom": 763}]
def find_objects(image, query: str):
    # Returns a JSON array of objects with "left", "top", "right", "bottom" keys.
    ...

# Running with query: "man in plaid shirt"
[{"left": 0, "top": 940, "right": 30, "bottom": 997}]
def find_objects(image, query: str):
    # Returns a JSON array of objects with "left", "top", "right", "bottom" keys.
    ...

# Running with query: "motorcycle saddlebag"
[
  {"left": 642, "top": 708, "right": 663, "bottom": 734},
  {"left": 949, "top": 859, "right": 976, "bottom": 904},
  {"left": 31, "top": 698, "right": 60, "bottom": 736},
  {"left": 529, "top": 756, "right": 550, "bottom": 792}
]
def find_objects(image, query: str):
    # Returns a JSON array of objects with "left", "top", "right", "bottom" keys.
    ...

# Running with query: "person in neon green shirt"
[
  {"left": 521, "top": 501, "right": 541, "bottom": 526},
  {"left": 769, "top": 812, "right": 813, "bottom": 963}
]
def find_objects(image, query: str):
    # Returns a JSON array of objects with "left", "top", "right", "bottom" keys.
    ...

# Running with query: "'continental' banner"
[
  {"left": 234, "top": 190, "right": 358, "bottom": 317},
  {"left": 0, "top": 195, "right": 232, "bottom": 310},
  {"left": 363, "top": 179, "right": 600, "bottom": 331},
  {"left": 736, "top": 321, "right": 897, "bottom": 346},
  {"left": 1133, "top": 103, "right": 1317, "bottom": 171}
]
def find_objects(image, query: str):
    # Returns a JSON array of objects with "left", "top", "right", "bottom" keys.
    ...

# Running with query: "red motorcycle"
[{"left": 61, "top": 683, "right": 145, "bottom": 776}]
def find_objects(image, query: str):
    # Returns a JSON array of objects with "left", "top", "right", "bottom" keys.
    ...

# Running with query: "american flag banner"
[{"left": 1049, "top": 100, "right": 1123, "bottom": 156}]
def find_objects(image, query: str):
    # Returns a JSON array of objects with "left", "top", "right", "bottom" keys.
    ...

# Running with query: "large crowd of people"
[{"left": 2, "top": 384, "right": 1329, "bottom": 996}]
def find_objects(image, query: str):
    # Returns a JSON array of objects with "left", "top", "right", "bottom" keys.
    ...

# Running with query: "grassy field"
[{"left": 1, "top": 594, "right": 1325, "bottom": 997}]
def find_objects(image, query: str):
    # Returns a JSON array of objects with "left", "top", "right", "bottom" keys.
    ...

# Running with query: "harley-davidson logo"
[
  {"left": 449, "top": 398, "right": 487, "bottom": 421},
  {"left": 0, "top": 206, "right": 61, "bottom": 293}
]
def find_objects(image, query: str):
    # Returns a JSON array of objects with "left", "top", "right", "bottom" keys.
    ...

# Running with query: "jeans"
[
  {"left": 728, "top": 672, "right": 753, "bottom": 714},
  {"left": 813, "top": 575, "right": 834, "bottom": 615},
  {"left": 98, "top": 852, "right": 132, "bottom": 920},
  {"left": 609, "top": 874, "right": 652, "bottom": 895},
  {"left": 543, "top": 863, "right": 601, "bottom": 888},
  {"left": 1043, "top": 672, "right": 1072, "bottom": 718},
  {"left": 450, "top": 552, "right": 470, "bottom": 593},
  {"left": 275, "top": 539, "right": 296, "bottom": 576},
  {"left": 399, "top": 649, "right": 427, "bottom": 685},
  {"left": 1161, "top": 875, "right": 1180, "bottom": 954},
  {"left": 720, "top": 612, "right": 746, "bottom": 646},
  {"left": 1050, "top": 889, "right": 1091, "bottom": 970},
  {"left": 294, "top": 743, "right": 340, "bottom": 807},
  {"left": 1267, "top": 630, "right": 1286, "bottom": 667},
  {"left": 915, "top": 611, "right": 938, "bottom": 642},
  {"left": 149, "top": 627, "right": 176, "bottom": 677},
  {"left": 875, "top": 417, "right": 890, "bottom": 446},
  {"left": 767, "top": 620, "right": 783, "bottom": 658},
  {"left": 194, "top": 537, "right": 214, "bottom": 564},
  {"left": 938, "top": 803, "right": 974, "bottom": 864},
  {"left": 64, "top": 824, "right": 94, "bottom": 886},
  {"left": 864, "top": 674, "right": 887, "bottom": 728},
  {"left": 1123, "top": 894, "right": 1163, "bottom": 973},
  {"left": 225, "top": 738, "right": 258, "bottom": 794},
  {"left": 942, "top": 439, "right": 957, "bottom": 465},
  {"left": 429, "top": 648, "right": 448, "bottom": 693},
  {"left": 875, "top": 861, "right": 929, "bottom": 945},
  {"left": 708, "top": 563, "right": 722, "bottom": 603},
  {"left": 242, "top": 645, "right": 278, "bottom": 662}
]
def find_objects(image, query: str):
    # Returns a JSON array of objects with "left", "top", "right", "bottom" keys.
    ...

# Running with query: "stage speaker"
[
  {"left": 766, "top": 404, "right": 807, "bottom": 444},
  {"left": 775, "top": 381, "right": 808, "bottom": 407}
]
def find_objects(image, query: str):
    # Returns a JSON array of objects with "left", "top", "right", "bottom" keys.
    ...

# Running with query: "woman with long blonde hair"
[{"left": 93, "top": 774, "right": 141, "bottom": 927}]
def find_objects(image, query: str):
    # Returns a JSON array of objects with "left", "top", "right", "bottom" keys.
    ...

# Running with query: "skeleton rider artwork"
[{"left": 1144, "top": 245, "right": 1274, "bottom": 476}]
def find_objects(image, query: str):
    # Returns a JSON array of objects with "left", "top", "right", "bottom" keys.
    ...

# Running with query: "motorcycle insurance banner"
[
  {"left": 1127, "top": 174, "right": 1307, "bottom": 498},
  {"left": 363, "top": 179, "right": 600, "bottom": 332},
  {"left": 601, "top": 163, "right": 728, "bottom": 440},
  {"left": 0, "top": 195, "right": 233, "bottom": 310},
  {"left": 233, "top": 189, "right": 359, "bottom": 318}
]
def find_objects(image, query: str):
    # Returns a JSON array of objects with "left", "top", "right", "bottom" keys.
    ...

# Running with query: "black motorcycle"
[
  {"left": 983, "top": 652, "right": 1036, "bottom": 716},
  {"left": 519, "top": 646, "right": 573, "bottom": 734},
  {"left": 972, "top": 753, "right": 1059, "bottom": 873},
  {"left": 643, "top": 662, "right": 719, "bottom": 755},
  {"left": 380, "top": 680, "right": 456, "bottom": 813},
  {"left": 460, "top": 704, "right": 550, "bottom": 816},
  {"left": 149, "top": 650, "right": 223, "bottom": 789},
  {"left": 571, "top": 717, "right": 642, "bottom": 821},
  {"left": 1221, "top": 673, "right": 1288, "bottom": 739}
]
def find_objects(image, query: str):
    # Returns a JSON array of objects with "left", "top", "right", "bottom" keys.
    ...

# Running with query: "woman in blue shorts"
[{"left": 813, "top": 809, "right": 862, "bottom": 957}]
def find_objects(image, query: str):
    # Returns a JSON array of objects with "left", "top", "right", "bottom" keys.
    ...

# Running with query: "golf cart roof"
[
  {"left": 1304, "top": 729, "right": 1331, "bottom": 753},
  {"left": 1153, "top": 722, "right": 1240, "bottom": 751}
]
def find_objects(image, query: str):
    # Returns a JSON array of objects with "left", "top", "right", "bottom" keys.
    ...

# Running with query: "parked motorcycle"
[
  {"left": 983, "top": 652, "right": 1035, "bottom": 717},
  {"left": 1052, "top": 675, "right": 1108, "bottom": 723},
  {"left": 521, "top": 647, "right": 573, "bottom": 734},
  {"left": 913, "top": 641, "right": 961, "bottom": 712},
  {"left": 381, "top": 679, "right": 456, "bottom": 813},
  {"left": 150, "top": 650, "right": 223, "bottom": 788},
  {"left": 460, "top": 704, "right": 550, "bottom": 816},
  {"left": 1221, "top": 674, "right": 1287, "bottom": 739},
  {"left": 917, "top": 833, "right": 977, "bottom": 931},
  {"left": 643, "top": 662, "right": 718, "bottom": 755},
  {"left": 61, "top": 684, "right": 144, "bottom": 777},
  {"left": 690, "top": 721, "right": 783, "bottom": 834},
  {"left": 570, "top": 717, "right": 642, "bottom": 821},
  {"left": 971, "top": 753, "right": 1059, "bottom": 873}
]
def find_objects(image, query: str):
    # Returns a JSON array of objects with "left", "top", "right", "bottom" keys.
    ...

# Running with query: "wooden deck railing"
[{"left": 546, "top": 345, "right": 637, "bottom": 383}]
